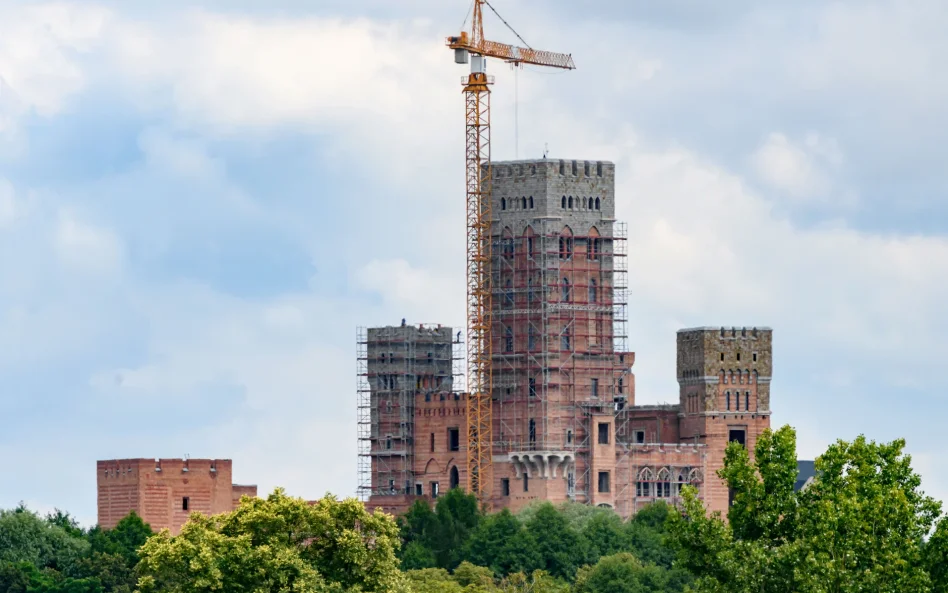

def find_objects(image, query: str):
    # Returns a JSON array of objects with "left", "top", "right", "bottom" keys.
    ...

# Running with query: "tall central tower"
[{"left": 487, "top": 158, "right": 632, "bottom": 507}]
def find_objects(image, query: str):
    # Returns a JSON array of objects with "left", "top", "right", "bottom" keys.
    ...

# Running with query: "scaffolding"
[
  {"left": 490, "top": 216, "right": 629, "bottom": 504},
  {"left": 357, "top": 324, "right": 464, "bottom": 502}
]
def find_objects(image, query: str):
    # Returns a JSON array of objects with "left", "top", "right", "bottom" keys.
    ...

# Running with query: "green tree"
[
  {"left": 523, "top": 503, "right": 587, "bottom": 581},
  {"left": 669, "top": 425, "right": 942, "bottom": 593},
  {"left": 137, "top": 489, "right": 407, "bottom": 593},
  {"left": 0, "top": 508, "right": 89, "bottom": 571},
  {"left": 580, "top": 512, "right": 625, "bottom": 562},
  {"left": 403, "top": 567, "right": 464, "bottom": 593},
  {"left": 925, "top": 516, "right": 948, "bottom": 593},
  {"left": 573, "top": 553, "right": 670, "bottom": 593},
  {"left": 86, "top": 512, "right": 153, "bottom": 565},
  {"left": 465, "top": 509, "right": 540, "bottom": 577}
]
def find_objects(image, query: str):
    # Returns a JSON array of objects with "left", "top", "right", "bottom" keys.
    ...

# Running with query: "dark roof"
[{"left": 795, "top": 460, "right": 816, "bottom": 491}]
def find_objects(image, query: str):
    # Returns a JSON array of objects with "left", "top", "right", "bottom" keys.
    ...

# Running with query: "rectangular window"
[
  {"left": 720, "top": 352, "right": 724, "bottom": 362},
  {"left": 598, "top": 423, "right": 610, "bottom": 445},
  {"left": 634, "top": 430, "right": 645, "bottom": 444},
  {"left": 567, "top": 430, "right": 573, "bottom": 444},
  {"left": 501, "top": 478, "right": 510, "bottom": 496},
  {"left": 636, "top": 481, "right": 650, "bottom": 497},
  {"left": 528, "top": 327, "right": 536, "bottom": 350},
  {"left": 529, "top": 419, "right": 536, "bottom": 446},
  {"left": 591, "top": 378, "right": 599, "bottom": 398},
  {"left": 729, "top": 429, "right": 747, "bottom": 447},
  {"left": 386, "top": 437, "right": 392, "bottom": 450},
  {"left": 431, "top": 482, "right": 439, "bottom": 498},
  {"left": 449, "top": 428, "right": 460, "bottom": 452},
  {"left": 415, "top": 483, "right": 423, "bottom": 496},
  {"left": 182, "top": 497, "right": 189, "bottom": 511},
  {"left": 598, "top": 471, "right": 610, "bottom": 493},
  {"left": 529, "top": 377, "right": 537, "bottom": 397},
  {"left": 389, "top": 479, "right": 395, "bottom": 492},
  {"left": 523, "top": 474, "right": 529, "bottom": 492},
  {"left": 618, "top": 377, "right": 624, "bottom": 393},
  {"left": 430, "top": 433, "right": 435, "bottom": 453},
  {"left": 753, "top": 352, "right": 758, "bottom": 362}
]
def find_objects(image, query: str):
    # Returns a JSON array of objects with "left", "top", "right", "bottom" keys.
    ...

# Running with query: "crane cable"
[{"left": 483, "top": 0, "right": 533, "bottom": 49}]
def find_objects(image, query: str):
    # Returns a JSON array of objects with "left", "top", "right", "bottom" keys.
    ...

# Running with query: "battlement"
[
  {"left": 678, "top": 326, "right": 772, "bottom": 339},
  {"left": 486, "top": 159, "right": 615, "bottom": 180},
  {"left": 98, "top": 458, "right": 233, "bottom": 479}
]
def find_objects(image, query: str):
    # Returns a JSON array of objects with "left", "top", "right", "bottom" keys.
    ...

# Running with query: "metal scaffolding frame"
[
  {"left": 357, "top": 325, "right": 464, "bottom": 502},
  {"left": 490, "top": 216, "right": 629, "bottom": 503}
]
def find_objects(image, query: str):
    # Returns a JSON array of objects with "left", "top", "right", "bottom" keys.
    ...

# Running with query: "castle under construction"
[{"left": 357, "top": 158, "right": 772, "bottom": 518}]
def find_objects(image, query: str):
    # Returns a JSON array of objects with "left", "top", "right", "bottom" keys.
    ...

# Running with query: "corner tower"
[{"left": 677, "top": 327, "right": 773, "bottom": 514}]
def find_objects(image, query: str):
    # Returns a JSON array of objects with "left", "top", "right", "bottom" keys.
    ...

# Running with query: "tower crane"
[{"left": 446, "top": 1, "right": 575, "bottom": 507}]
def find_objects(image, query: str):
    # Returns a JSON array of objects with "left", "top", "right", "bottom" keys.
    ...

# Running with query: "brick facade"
[{"left": 97, "top": 458, "right": 257, "bottom": 534}]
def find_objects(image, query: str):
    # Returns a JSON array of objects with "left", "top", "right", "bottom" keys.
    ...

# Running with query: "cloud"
[
  {"left": 750, "top": 132, "right": 837, "bottom": 199},
  {"left": 0, "top": 178, "right": 15, "bottom": 227},
  {"left": 54, "top": 211, "right": 124, "bottom": 274},
  {"left": 2, "top": 0, "right": 948, "bottom": 521}
]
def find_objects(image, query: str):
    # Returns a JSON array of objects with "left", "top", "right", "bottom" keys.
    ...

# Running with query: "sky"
[{"left": 1, "top": 0, "right": 947, "bottom": 526}]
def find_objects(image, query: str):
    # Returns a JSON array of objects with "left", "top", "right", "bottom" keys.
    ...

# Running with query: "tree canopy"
[{"left": 669, "top": 425, "right": 948, "bottom": 593}]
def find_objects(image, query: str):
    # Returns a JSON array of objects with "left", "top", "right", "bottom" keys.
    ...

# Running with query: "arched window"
[
  {"left": 524, "top": 225, "right": 536, "bottom": 259},
  {"left": 656, "top": 468, "right": 671, "bottom": 498},
  {"left": 561, "top": 196, "right": 566, "bottom": 208},
  {"left": 636, "top": 468, "right": 653, "bottom": 497},
  {"left": 502, "top": 227, "right": 514, "bottom": 259},
  {"left": 450, "top": 466, "right": 460, "bottom": 489},
  {"left": 588, "top": 226, "right": 601, "bottom": 260},
  {"left": 504, "top": 278, "right": 514, "bottom": 308},
  {"left": 583, "top": 197, "right": 588, "bottom": 209},
  {"left": 568, "top": 196, "right": 573, "bottom": 209},
  {"left": 726, "top": 391, "right": 731, "bottom": 411},
  {"left": 559, "top": 227, "right": 573, "bottom": 259},
  {"left": 595, "top": 197, "right": 601, "bottom": 210},
  {"left": 522, "top": 197, "right": 527, "bottom": 209},
  {"left": 561, "top": 277, "right": 571, "bottom": 302},
  {"left": 589, "top": 279, "right": 598, "bottom": 303},
  {"left": 720, "top": 369, "right": 726, "bottom": 384},
  {"left": 676, "top": 468, "right": 689, "bottom": 496},
  {"left": 529, "top": 196, "right": 534, "bottom": 209},
  {"left": 504, "top": 326, "right": 513, "bottom": 353},
  {"left": 745, "top": 392, "right": 750, "bottom": 411},
  {"left": 561, "top": 326, "right": 571, "bottom": 351},
  {"left": 501, "top": 198, "right": 506, "bottom": 210}
]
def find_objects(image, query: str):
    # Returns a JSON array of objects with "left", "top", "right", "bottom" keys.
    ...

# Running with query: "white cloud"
[
  {"left": 750, "top": 132, "right": 835, "bottom": 199},
  {"left": 0, "top": 178, "right": 15, "bottom": 227},
  {"left": 354, "top": 258, "right": 464, "bottom": 327},
  {"left": 0, "top": 3, "right": 111, "bottom": 117},
  {"left": 54, "top": 211, "right": 124, "bottom": 274}
]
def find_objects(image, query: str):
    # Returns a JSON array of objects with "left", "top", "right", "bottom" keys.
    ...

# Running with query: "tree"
[
  {"left": 398, "top": 490, "right": 482, "bottom": 570},
  {"left": 137, "top": 489, "right": 408, "bottom": 593},
  {"left": 403, "top": 568, "right": 464, "bottom": 593},
  {"left": 464, "top": 509, "right": 540, "bottom": 577},
  {"left": 573, "top": 553, "right": 671, "bottom": 593},
  {"left": 0, "top": 508, "right": 89, "bottom": 571},
  {"left": 522, "top": 503, "right": 587, "bottom": 580},
  {"left": 669, "top": 425, "right": 942, "bottom": 593}
]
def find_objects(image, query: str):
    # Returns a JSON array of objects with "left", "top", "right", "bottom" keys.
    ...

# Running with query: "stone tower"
[
  {"left": 676, "top": 327, "right": 773, "bottom": 514},
  {"left": 487, "top": 158, "right": 632, "bottom": 509}
]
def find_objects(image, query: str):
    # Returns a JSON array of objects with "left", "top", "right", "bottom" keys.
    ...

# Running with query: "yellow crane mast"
[{"left": 446, "top": 1, "right": 575, "bottom": 507}]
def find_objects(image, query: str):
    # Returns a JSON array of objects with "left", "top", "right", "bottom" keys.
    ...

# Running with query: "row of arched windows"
[
  {"left": 635, "top": 467, "right": 701, "bottom": 498},
  {"left": 726, "top": 391, "right": 752, "bottom": 412},
  {"left": 500, "top": 196, "right": 534, "bottom": 211},
  {"left": 721, "top": 369, "right": 757, "bottom": 385},
  {"left": 561, "top": 195, "right": 601, "bottom": 210}
]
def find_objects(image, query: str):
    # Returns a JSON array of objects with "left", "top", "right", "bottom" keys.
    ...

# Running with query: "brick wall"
[{"left": 97, "top": 458, "right": 256, "bottom": 535}]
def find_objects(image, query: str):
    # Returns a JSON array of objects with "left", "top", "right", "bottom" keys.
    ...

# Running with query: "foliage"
[
  {"left": 574, "top": 553, "right": 682, "bottom": 593},
  {"left": 0, "top": 507, "right": 90, "bottom": 571},
  {"left": 399, "top": 489, "right": 483, "bottom": 570},
  {"left": 669, "top": 425, "right": 945, "bottom": 593},
  {"left": 138, "top": 488, "right": 408, "bottom": 593},
  {"left": 521, "top": 503, "right": 588, "bottom": 580}
]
